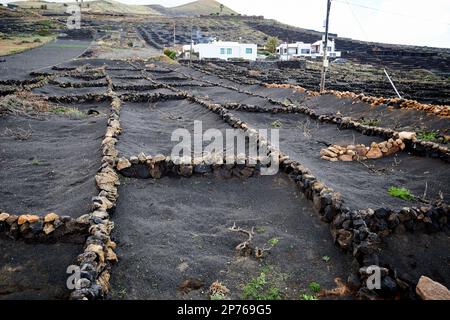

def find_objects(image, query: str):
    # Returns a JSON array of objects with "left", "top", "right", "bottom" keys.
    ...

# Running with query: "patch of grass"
[
  {"left": 255, "top": 227, "right": 266, "bottom": 233},
  {"left": 36, "top": 29, "right": 52, "bottom": 37},
  {"left": 163, "top": 48, "right": 177, "bottom": 60},
  {"left": 300, "top": 294, "right": 318, "bottom": 300},
  {"left": 322, "top": 255, "right": 331, "bottom": 263},
  {"left": 308, "top": 281, "right": 321, "bottom": 293},
  {"left": 117, "top": 288, "right": 127, "bottom": 299},
  {"left": 0, "top": 34, "right": 56, "bottom": 56},
  {"left": 388, "top": 186, "right": 414, "bottom": 201},
  {"left": 50, "top": 106, "right": 85, "bottom": 119},
  {"left": 242, "top": 272, "right": 282, "bottom": 300},
  {"left": 270, "top": 120, "right": 282, "bottom": 128},
  {"left": 267, "top": 237, "right": 279, "bottom": 247},
  {"left": 31, "top": 159, "right": 40, "bottom": 165},
  {"left": 417, "top": 131, "right": 438, "bottom": 142},
  {"left": 210, "top": 292, "right": 226, "bottom": 300},
  {"left": 360, "top": 118, "right": 381, "bottom": 126}
]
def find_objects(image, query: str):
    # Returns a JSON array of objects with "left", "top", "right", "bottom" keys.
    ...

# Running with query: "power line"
[
  {"left": 334, "top": 0, "right": 450, "bottom": 26},
  {"left": 344, "top": 0, "right": 368, "bottom": 40}
]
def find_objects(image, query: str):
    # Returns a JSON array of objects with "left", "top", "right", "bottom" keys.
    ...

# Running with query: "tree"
[
  {"left": 265, "top": 37, "right": 279, "bottom": 54},
  {"left": 220, "top": 4, "right": 224, "bottom": 14}
]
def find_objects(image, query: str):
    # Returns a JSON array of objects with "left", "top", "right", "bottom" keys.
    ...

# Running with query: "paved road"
[{"left": 0, "top": 36, "right": 92, "bottom": 81}]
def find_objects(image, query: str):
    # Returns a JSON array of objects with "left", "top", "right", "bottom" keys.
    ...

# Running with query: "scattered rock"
[
  {"left": 398, "top": 131, "right": 417, "bottom": 141},
  {"left": 116, "top": 158, "right": 131, "bottom": 171},
  {"left": 44, "top": 212, "right": 59, "bottom": 223},
  {"left": 0, "top": 212, "right": 10, "bottom": 222},
  {"left": 416, "top": 276, "right": 450, "bottom": 300},
  {"left": 366, "top": 146, "right": 383, "bottom": 159},
  {"left": 43, "top": 223, "right": 55, "bottom": 235},
  {"left": 18, "top": 214, "right": 40, "bottom": 225}
]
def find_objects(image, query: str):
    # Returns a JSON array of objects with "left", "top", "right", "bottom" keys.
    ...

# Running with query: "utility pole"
[
  {"left": 320, "top": 0, "right": 332, "bottom": 93},
  {"left": 173, "top": 22, "right": 176, "bottom": 49},
  {"left": 189, "top": 18, "right": 193, "bottom": 66}
]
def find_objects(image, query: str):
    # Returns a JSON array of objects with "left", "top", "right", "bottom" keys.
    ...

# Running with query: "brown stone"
[
  {"left": 116, "top": 158, "right": 131, "bottom": 171},
  {"left": 44, "top": 212, "right": 59, "bottom": 223},
  {"left": 337, "top": 229, "right": 353, "bottom": 249},
  {"left": 366, "top": 146, "right": 383, "bottom": 159},
  {"left": 18, "top": 214, "right": 39, "bottom": 225},
  {"left": 320, "top": 149, "right": 337, "bottom": 158},
  {"left": 338, "top": 154, "right": 354, "bottom": 161},
  {"left": 0, "top": 212, "right": 10, "bottom": 222},
  {"left": 398, "top": 131, "right": 416, "bottom": 141},
  {"left": 85, "top": 244, "right": 105, "bottom": 264},
  {"left": 106, "top": 248, "right": 118, "bottom": 263},
  {"left": 355, "top": 146, "right": 368, "bottom": 157},
  {"left": 416, "top": 276, "right": 450, "bottom": 300},
  {"left": 43, "top": 223, "right": 55, "bottom": 235}
]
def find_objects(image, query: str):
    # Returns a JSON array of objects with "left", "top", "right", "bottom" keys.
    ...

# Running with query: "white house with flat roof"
[
  {"left": 277, "top": 37, "right": 341, "bottom": 61},
  {"left": 183, "top": 41, "right": 257, "bottom": 61}
]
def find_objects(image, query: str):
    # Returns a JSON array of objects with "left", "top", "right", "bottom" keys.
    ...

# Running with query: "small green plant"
[
  {"left": 210, "top": 292, "right": 226, "bottom": 300},
  {"left": 117, "top": 288, "right": 127, "bottom": 299},
  {"left": 322, "top": 255, "right": 330, "bottom": 263},
  {"left": 417, "top": 131, "right": 438, "bottom": 142},
  {"left": 163, "top": 48, "right": 177, "bottom": 60},
  {"left": 267, "top": 238, "right": 279, "bottom": 247},
  {"left": 242, "top": 272, "right": 282, "bottom": 300},
  {"left": 360, "top": 118, "right": 380, "bottom": 126},
  {"left": 301, "top": 294, "right": 318, "bottom": 300},
  {"left": 50, "top": 107, "right": 84, "bottom": 119},
  {"left": 127, "top": 41, "right": 133, "bottom": 47},
  {"left": 31, "top": 159, "right": 40, "bottom": 165},
  {"left": 270, "top": 120, "right": 282, "bottom": 128},
  {"left": 388, "top": 186, "right": 414, "bottom": 201},
  {"left": 255, "top": 227, "right": 266, "bottom": 233},
  {"left": 308, "top": 282, "right": 321, "bottom": 293}
]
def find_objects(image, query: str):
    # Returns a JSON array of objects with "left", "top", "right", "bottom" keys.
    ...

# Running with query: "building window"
[
  {"left": 301, "top": 49, "right": 310, "bottom": 54},
  {"left": 327, "top": 46, "right": 332, "bottom": 51},
  {"left": 220, "top": 48, "right": 225, "bottom": 54},
  {"left": 245, "top": 48, "right": 252, "bottom": 54},
  {"left": 227, "top": 48, "right": 232, "bottom": 55}
]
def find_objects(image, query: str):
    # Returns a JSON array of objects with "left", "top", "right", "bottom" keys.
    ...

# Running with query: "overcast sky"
[{"left": 4, "top": 0, "right": 450, "bottom": 48}]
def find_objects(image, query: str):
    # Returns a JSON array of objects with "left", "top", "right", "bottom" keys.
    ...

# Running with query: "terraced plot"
[{"left": 0, "top": 53, "right": 448, "bottom": 301}]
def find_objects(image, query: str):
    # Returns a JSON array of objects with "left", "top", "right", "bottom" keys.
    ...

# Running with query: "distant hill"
[
  {"left": 13, "top": 0, "right": 162, "bottom": 15},
  {"left": 151, "top": 0, "right": 238, "bottom": 16}
]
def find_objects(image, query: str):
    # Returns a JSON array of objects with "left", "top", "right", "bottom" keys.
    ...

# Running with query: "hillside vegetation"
[{"left": 13, "top": 0, "right": 162, "bottom": 15}]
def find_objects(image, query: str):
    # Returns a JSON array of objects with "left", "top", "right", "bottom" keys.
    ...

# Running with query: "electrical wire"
[{"left": 334, "top": 0, "right": 450, "bottom": 26}]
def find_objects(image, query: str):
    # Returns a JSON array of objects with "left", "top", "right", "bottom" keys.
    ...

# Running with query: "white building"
[
  {"left": 182, "top": 41, "right": 257, "bottom": 61},
  {"left": 277, "top": 37, "right": 341, "bottom": 61}
]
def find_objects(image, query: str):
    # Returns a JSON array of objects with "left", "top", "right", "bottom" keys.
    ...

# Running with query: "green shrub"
[
  {"left": 308, "top": 282, "right": 321, "bottom": 293},
  {"left": 163, "top": 48, "right": 177, "bottom": 60},
  {"left": 417, "top": 131, "right": 438, "bottom": 142},
  {"left": 36, "top": 29, "right": 52, "bottom": 37},
  {"left": 388, "top": 186, "right": 414, "bottom": 201},
  {"left": 242, "top": 272, "right": 282, "bottom": 300}
]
